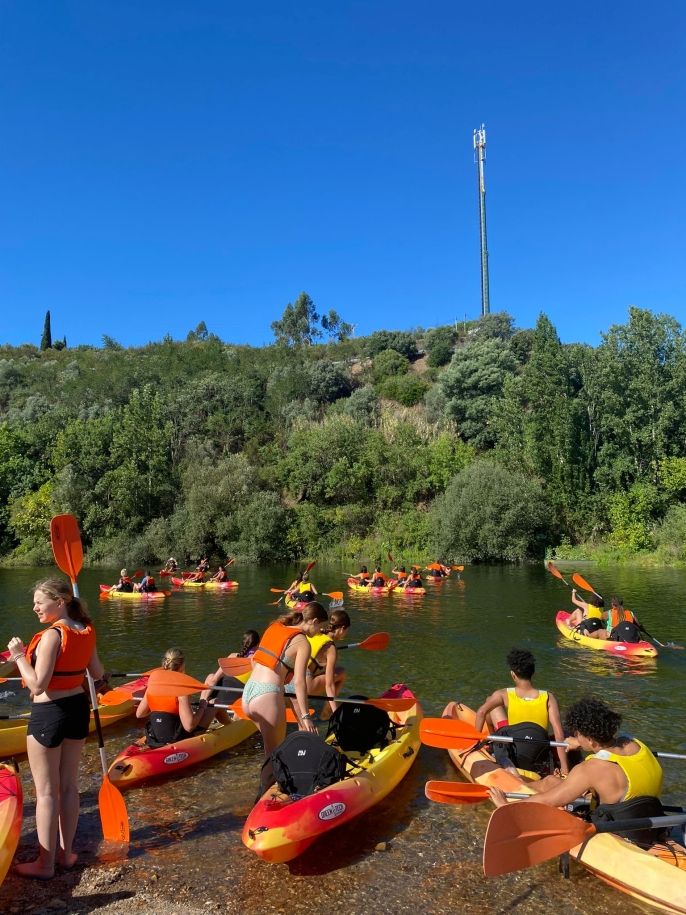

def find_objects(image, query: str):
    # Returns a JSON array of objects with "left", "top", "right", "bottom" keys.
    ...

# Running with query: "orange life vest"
[
  {"left": 252, "top": 622, "right": 303, "bottom": 673},
  {"left": 610, "top": 604, "right": 636, "bottom": 629},
  {"left": 146, "top": 691, "right": 180, "bottom": 715},
  {"left": 25, "top": 621, "right": 96, "bottom": 690}
]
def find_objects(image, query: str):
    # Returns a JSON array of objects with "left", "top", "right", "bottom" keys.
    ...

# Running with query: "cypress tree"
[{"left": 40, "top": 310, "right": 52, "bottom": 350}]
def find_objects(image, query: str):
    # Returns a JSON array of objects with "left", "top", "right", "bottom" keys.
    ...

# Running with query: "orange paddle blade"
[
  {"left": 426, "top": 562, "right": 442, "bottom": 571},
  {"left": 425, "top": 780, "right": 491, "bottom": 804},
  {"left": 99, "top": 776, "right": 130, "bottom": 843},
  {"left": 339, "top": 632, "right": 390, "bottom": 652},
  {"left": 571, "top": 572, "right": 601, "bottom": 597},
  {"left": 146, "top": 669, "right": 207, "bottom": 696},
  {"left": 50, "top": 514, "right": 84, "bottom": 582},
  {"left": 420, "top": 717, "right": 486, "bottom": 748},
  {"left": 270, "top": 587, "right": 286, "bottom": 593},
  {"left": 451, "top": 565, "right": 465, "bottom": 571},
  {"left": 545, "top": 561, "right": 567, "bottom": 583},
  {"left": 483, "top": 802, "right": 593, "bottom": 876},
  {"left": 323, "top": 591, "right": 344, "bottom": 600},
  {"left": 216, "top": 657, "right": 253, "bottom": 676}
]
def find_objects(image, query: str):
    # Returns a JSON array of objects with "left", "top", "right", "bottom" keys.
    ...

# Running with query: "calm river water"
[{"left": 1, "top": 563, "right": 685, "bottom": 914}]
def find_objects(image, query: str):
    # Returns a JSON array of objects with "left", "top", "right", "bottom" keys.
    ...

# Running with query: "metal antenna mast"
[{"left": 473, "top": 124, "right": 490, "bottom": 316}]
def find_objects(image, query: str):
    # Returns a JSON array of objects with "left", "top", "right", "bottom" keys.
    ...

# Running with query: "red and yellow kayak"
[
  {"left": 556, "top": 610, "right": 657, "bottom": 658},
  {"left": 99, "top": 585, "right": 170, "bottom": 601},
  {"left": 0, "top": 651, "right": 17, "bottom": 679},
  {"left": 108, "top": 715, "right": 256, "bottom": 789},
  {"left": 346, "top": 577, "right": 398, "bottom": 594},
  {"left": 242, "top": 684, "right": 421, "bottom": 863},
  {"left": 170, "top": 577, "right": 238, "bottom": 590},
  {"left": 0, "top": 676, "right": 148, "bottom": 757},
  {"left": 0, "top": 761, "right": 22, "bottom": 887},
  {"left": 439, "top": 702, "right": 686, "bottom": 914}
]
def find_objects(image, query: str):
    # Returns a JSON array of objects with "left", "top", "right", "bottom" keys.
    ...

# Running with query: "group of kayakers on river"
[{"left": 108, "top": 556, "right": 234, "bottom": 593}]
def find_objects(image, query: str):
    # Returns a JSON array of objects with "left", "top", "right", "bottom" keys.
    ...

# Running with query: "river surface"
[{"left": 1, "top": 563, "right": 685, "bottom": 914}]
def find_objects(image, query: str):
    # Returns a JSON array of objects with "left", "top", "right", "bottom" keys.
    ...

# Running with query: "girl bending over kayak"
[
  {"left": 243, "top": 603, "right": 328, "bottom": 788},
  {"left": 305, "top": 609, "right": 351, "bottom": 721},
  {"left": 137, "top": 648, "right": 215, "bottom": 747}
]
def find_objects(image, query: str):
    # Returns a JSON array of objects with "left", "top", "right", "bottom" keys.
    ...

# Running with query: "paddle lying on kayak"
[
  {"left": 483, "top": 802, "right": 686, "bottom": 876},
  {"left": 419, "top": 717, "right": 686, "bottom": 760},
  {"left": 145, "top": 669, "right": 416, "bottom": 711},
  {"left": 50, "top": 513, "right": 129, "bottom": 844},
  {"left": 573, "top": 572, "right": 683, "bottom": 649},
  {"left": 424, "top": 780, "right": 587, "bottom": 807}
]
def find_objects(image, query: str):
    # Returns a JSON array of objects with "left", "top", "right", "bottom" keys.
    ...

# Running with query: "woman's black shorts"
[{"left": 27, "top": 693, "right": 90, "bottom": 748}]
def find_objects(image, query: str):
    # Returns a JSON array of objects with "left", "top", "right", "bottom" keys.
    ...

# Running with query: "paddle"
[
  {"left": 451, "top": 565, "right": 465, "bottom": 572},
  {"left": 545, "top": 561, "right": 570, "bottom": 587},
  {"left": 424, "top": 780, "right": 588, "bottom": 807},
  {"left": 216, "top": 657, "right": 256, "bottom": 676},
  {"left": 50, "top": 514, "right": 130, "bottom": 844},
  {"left": 145, "top": 669, "right": 416, "bottom": 711},
  {"left": 573, "top": 573, "right": 683, "bottom": 650},
  {"left": 482, "top": 802, "right": 686, "bottom": 876},
  {"left": 419, "top": 717, "right": 686, "bottom": 760},
  {"left": 337, "top": 632, "right": 389, "bottom": 652}
]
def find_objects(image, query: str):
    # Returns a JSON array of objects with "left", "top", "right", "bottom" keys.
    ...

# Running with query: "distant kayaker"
[
  {"left": 587, "top": 596, "right": 642, "bottom": 643},
  {"left": 134, "top": 572, "right": 156, "bottom": 593},
  {"left": 286, "top": 571, "right": 317, "bottom": 604},
  {"left": 475, "top": 648, "right": 569, "bottom": 777},
  {"left": 243, "top": 603, "right": 328, "bottom": 791},
  {"left": 369, "top": 566, "right": 387, "bottom": 588},
  {"left": 196, "top": 557, "right": 210, "bottom": 574},
  {"left": 401, "top": 569, "right": 423, "bottom": 590},
  {"left": 489, "top": 696, "right": 665, "bottom": 837},
  {"left": 7, "top": 578, "right": 105, "bottom": 878},
  {"left": 137, "top": 647, "right": 215, "bottom": 747},
  {"left": 163, "top": 557, "right": 178, "bottom": 572},
  {"left": 350, "top": 565, "right": 370, "bottom": 582},
  {"left": 568, "top": 589, "right": 606, "bottom": 633},
  {"left": 211, "top": 565, "right": 227, "bottom": 583},
  {"left": 112, "top": 568, "right": 134, "bottom": 593},
  {"left": 392, "top": 565, "right": 408, "bottom": 582}
]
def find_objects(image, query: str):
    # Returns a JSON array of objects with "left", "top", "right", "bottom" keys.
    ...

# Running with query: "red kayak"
[{"left": 0, "top": 761, "right": 22, "bottom": 887}]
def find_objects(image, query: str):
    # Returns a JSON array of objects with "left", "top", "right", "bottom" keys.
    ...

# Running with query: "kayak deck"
[
  {"left": 0, "top": 761, "right": 22, "bottom": 887},
  {"left": 556, "top": 610, "right": 657, "bottom": 658},
  {"left": 242, "top": 684, "right": 422, "bottom": 863},
  {"left": 441, "top": 701, "right": 686, "bottom": 914}
]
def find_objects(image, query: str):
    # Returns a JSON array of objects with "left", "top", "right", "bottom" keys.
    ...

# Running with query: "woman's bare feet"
[
  {"left": 14, "top": 860, "right": 55, "bottom": 879},
  {"left": 57, "top": 849, "right": 78, "bottom": 869}
]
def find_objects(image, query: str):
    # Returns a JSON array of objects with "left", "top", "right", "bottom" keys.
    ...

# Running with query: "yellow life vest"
[
  {"left": 586, "top": 604, "right": 604, "bottom": 620},
  {"left": 506, "top": 688, "right": 549, "bottom": 729},
  {"left": 590, "top": 739, "right": 663, "bottom": 800}
]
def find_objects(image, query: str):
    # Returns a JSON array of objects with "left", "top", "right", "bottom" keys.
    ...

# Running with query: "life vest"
[
  {"left": 586, "top": 604, "right": 604, "bottom": 621},
  {"left": 253, "top": 622, "right": 303, "bottom": 673},
  {"left": 307, "top": 633, "right": 333, "bottom": 674},
  {"left": 297, "top": 581, "right": 313, "bottom": 594},
  {"left": 26, "top": 621, "right": 96, "bottom": 690},
  {"left": 589, "top": 738, "right": 663, "bottom": 800},
  {"left": 609, "top": 604, "right": 636, "bottom": 630},
  {"left": 146, "top": 691, "right": 180, "bottom": 715},
  {"left": 506, "top": 688, "right": 549, "bottom": 730}
]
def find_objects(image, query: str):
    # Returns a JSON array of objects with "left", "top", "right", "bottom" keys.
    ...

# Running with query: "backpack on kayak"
[
  {"left": 327, "top": 696, "right": 396, "bottom": 753},
  {"left": 609, "top": 621, "right": 643, "bottom": 643},
  {"left": 271, "top": 731, "right": 348, "bottom": 798},
  {"left": 490, "top": 722, "right": 554, "bottom": 776}
]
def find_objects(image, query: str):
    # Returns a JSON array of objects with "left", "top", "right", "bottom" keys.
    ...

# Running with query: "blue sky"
[{"left": 0, "top": 2, "right": 684, "bottom": 349}]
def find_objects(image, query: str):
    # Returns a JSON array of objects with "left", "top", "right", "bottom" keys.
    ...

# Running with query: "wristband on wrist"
[{"left": 301, "top": 713, "right": 313, "bottom": 720}]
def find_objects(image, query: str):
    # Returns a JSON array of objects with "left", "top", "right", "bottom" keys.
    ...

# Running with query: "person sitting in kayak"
[
  {"left": 350, "top": 566, "right": 370, "bottom": 582},
  {"left": 211, "top": 565, "right": 227, "bottom": 583},
  {"left": 163, "top": 557, "right": 178, "bottom": 572},
  {"left": 587, "top": 596, "right": 642, "bottom": 643},
  {"left": 186, "top": 566, "right": 206, "bottom": 583},
  {"left": 489, "top": 696, "right": 665, "bottom": 839},
  {"left": 202, "top": 630, "right": 261, "bottom": 723},
  {"left": 112, "top": 569, "right": 134, "bottom": 593},
  {"left": 568, "top": 589, "right": 606, "bottom": 634},
  {"left": 392, "top": 565, "right": 407, "bottom": 582},
  {"left": 401, "top": 569, "right": 423, "bottom": 590},
  {"left": 134, "top": 572, "right": 156, "bottom": 593},
  {"left": 304, "top": 609, "right": 351, "bottom": 721},
  {"left": 243, "top": 603, "right": 328, "bottom": 791},
  {"left": 137, "top": 647, "right": 216, "bottom": 747},
  {"left": 370, "top": 566, "right": 387, "bottom": 588},
  {"left": 287, "top": 572, "right": 317, "bottom": 604},
  {"left": 475, "top": 648, "right": 569, "bottom": 777}
]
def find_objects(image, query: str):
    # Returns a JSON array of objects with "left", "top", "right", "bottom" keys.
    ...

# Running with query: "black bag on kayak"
[
  {"left": 490, "top": 722, "right": 554, "bottom": 776},
  {"left": 592, "top": 795, "right": 667, "bottom": 845},
  {"left": 271, "top": 731, "right": 347, "bottom": 798},
  {"left": 576, "top": 618, "right": 604, "bottom": 635},
  {"left": 327, "top": 696, "right": 395, "bottom": 753},
  {"left": 610, "top": 621, "right": 642, "bottom": 643}
]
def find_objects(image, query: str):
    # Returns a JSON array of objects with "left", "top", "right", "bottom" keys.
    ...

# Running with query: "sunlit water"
[{"left": 1, "top": 563, "right": 685, "bottom": 913}]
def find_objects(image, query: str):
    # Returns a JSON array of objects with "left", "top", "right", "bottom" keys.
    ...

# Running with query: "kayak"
[
  {"left": 204, "top": 580, "right": 239, "bottom": 590},
  {"left": 440, "top": 702, "right": 686, "bottom": 914},
  {"left": 284, "top": 594, "right": 318, "bottom": 610},
  {"left": 391, "top": 584, "right": 426, "bottom": 596},
  {"left": 242, "top": 684, "right": 421, "bottom": 863},
  {"left": 0, "top": 676, "right": 148, "bottom": 757},
  {"left": 346, "top": 577, "right": 398, "bottom": 594},
  {"left": 99, "top": 585, "right": 171, "bottom": 601},
  {"left": 556, "top": 610, "right": 657, "bottom": 658},
  {"left": 108, "top": 716, "right": 257, "bottom": 789},
  {"left": 0, "top": 761, "right": 22, "bottom": 887}
]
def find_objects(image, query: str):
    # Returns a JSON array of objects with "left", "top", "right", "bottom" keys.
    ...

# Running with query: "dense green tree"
[
  {"left": 372, "top": 349, "right": 409, "bottom": 383},
  {"left": 271, "top": 292, "right": 322, "bottom": 346},
  {"left": 40, "top": 311, "right": 52, "bottom": 350}
]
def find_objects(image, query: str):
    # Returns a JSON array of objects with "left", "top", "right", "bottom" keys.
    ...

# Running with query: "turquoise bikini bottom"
[{"left": 242, "top": 678, "right": 281, "bottom": 713}]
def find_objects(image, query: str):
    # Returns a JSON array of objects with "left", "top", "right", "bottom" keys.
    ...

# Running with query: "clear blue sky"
[{"left": 1, "top": 2, "right": 684, "bottom": 349}]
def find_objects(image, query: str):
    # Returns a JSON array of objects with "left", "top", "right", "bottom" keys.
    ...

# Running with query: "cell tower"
[{"left": 473, "top": 124, "right": 490, "bottom": 316}]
